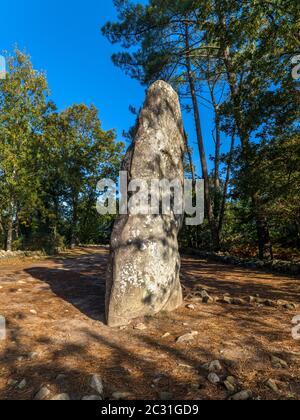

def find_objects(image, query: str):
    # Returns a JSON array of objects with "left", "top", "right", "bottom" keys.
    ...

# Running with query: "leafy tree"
[
  {"left": 102, "top": 0, "right": 225, "bottom": 250},
  {"left": 0, "top": 50, "right": 124, "bottom": 252},
  {"left": 57, "top": 104, "right": 123, "bottom": 248},
  {"left": 103, "top": 0, "right": 299, "bottom": 258},
  {"left": 0, "top": 50, "right": 51, "bottom": 250}
]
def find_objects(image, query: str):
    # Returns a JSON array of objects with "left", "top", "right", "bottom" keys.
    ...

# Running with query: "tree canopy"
[{"left": 0, "top": 50, "right": 124, "bottom": 252}]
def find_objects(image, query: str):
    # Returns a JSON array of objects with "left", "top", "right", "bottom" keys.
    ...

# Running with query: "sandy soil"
[{"left": 0, "top": 247, "right": 299, "bottom": 400}]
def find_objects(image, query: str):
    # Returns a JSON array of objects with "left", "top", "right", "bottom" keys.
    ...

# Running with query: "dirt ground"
[{"left": 0, "top": 247, "right": 299, "bottom": 400}]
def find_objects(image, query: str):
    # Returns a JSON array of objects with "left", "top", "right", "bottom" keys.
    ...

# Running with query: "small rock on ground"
[
  {"left": 28, "top": 352, "right": 38, "bottom": 360},
  {"left": 16, "top": 379, "right": 27, "bottom": 390},
  {"left": 230, "top": 390, "right": 252, "bottom": 401},
  {"left": 271, "top": 356, "right": 288, "bottom": 369},
  {"left": 34, "top": 386, "right": 51, "bottom": 400},
  {"left": 223, "top": 296, "right": 233, "bottom": 304},
  {"left": 224, "top": 376, "right": 237, "bottom": 393},
  {"left": 111, "top": 392, "right": 132, "bottom": 400},
  {"left": 7, "top": 379, "right": 18, "bottom": 387},
  {"left": 208, "top": 360, "right": 222, "bottom": 373},
  {"left": 266, "top": 379, "right": 279, "bottom": 392},
  {"left": 134, "top": 323, "right": 147, "bottom": 331},
  {"left": 208, "top": 373, "right": 220, "bottom": 385},
  {"left": 159, "top": 392, "right": 173, "bottom": 400},
  {"left": 51, "top": 393, "right": 70, "bottom": 400},
  {"left": 82, "top": 395, "right": 102, "bottom": 401},
  {"left": 90, "top": 374, "right": 104, "bottom": 396},
  {"left": 176, "top": 331, "right": 198, "bottom": 343},
  {"left": 200, "top": 290, "right": 213, "bottom": 303}
]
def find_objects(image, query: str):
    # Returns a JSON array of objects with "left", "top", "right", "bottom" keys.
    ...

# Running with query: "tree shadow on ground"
[
  {"left": 0, "top": 247, "right": 296, "bottom": 400},
  {"left": 23, "top": 249, "right": 300, "bottom": 324},
  {"left": 25, "top": 253, "right": 107, "bottom": 322}
]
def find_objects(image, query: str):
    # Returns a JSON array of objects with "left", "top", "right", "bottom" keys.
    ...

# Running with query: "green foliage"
[
  {"left": 0, "top": 49, "right": 124, "bottom": 253},
  {"left": 104, "top": 0, "right": 300, "bottom": 259}
]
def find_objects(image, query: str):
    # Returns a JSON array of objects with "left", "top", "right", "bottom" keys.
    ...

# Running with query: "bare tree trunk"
[
  {"left": 252, "top": 194, "right": 273, "bottom": 260},
  {"left": 295, "top": 221, "right": 300, "bottom": 248},
  {"left": 70, "top": 195, "right": 78, "bottom": 249},
  {"left": 184, "top": 23, "right": 220, "bottom": 250},
  {"left": 207, "top": 82, "right": 221, "bottom": 195},
  {"left": 6, "top": 217, "right": 13, "bottom": 252},
  {"left": 218, "top": 134, "right": 235, "bottom": 234},
  {"left": 6, "top": 199, "right": 15, "bottom": 252},
  {"left": 214, "top": 112, "right": 221, "bottom": 194},
  {"left": 184, "top": 130, "right": 196, "bottom": 186},
  {"left": 218, "top": 13, "right": 273, "bottom": 259}
]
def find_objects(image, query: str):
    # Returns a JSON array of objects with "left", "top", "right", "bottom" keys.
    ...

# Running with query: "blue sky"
[{"left": 0, "top": 0, "right": 220, "bottom": 175}]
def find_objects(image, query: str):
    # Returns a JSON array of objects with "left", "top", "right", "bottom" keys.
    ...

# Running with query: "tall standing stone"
[{"left": 106, "top": 80, "right": 185, "bottom": 327}]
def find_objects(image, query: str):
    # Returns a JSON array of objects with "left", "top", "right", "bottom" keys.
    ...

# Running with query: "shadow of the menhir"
[{"left": 25, "top": 257, "right": 107, "bottom": 322}]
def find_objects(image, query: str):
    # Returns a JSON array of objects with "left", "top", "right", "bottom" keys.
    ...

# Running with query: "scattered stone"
[
  {"left": 178, "top": 363, "right": 194, "bottom": 370},
  {"left": 30, "top": 309, "right": 37, "bottom": 315},
  {"left": 176, "top": 331, "right": 198, "bottom": 344},
  {"left": 224, "top": 377, "right": 236, "bottom": 393},
  {"left": 90, "top": 374, "right": 104, "bottom": 396},
  {"left": 230, "top": 390, "right": 252, "bottom": 401},
  {"left": 264, "top": 299, "right": 277, "bottom": 308},
  {"left": 231, "top": 298, "right": 246, "bottom": 305},
  {"left": 200, "top": 290, "right": 213, "bottom": 304},
  {"left": 159, "top": 392, "right": 173, "bottom": 400},
  {"left": 7, "top": 379, "right": 18, "bottom": 387},
  {"left": 28, "top": 352, "right": 38, "bottom": 360},
  {"left": 266, "top": 379, "right": 279, "bottom": 393},
  {"left": 208, "top": 360, "right": 222, "bottom": 373},
  {"left": 34, "top": 386, "right": 51, "bottom": 400},
  {"left": 223, "top": 296, "right": 233, "bottom": 304},
  {"left": 134, "top": 323, "right": 147, "bottom": 331},
  {"left": 284, "top": 303, "right": 297, "bottom": 310},
  {"left": 277, "top": 300, "right": 289, "bottom": 306},
  {"left": 111, "top": 392, "right": 131, "bottom": 400},
  {"left": 207, "top": 373, "right": 220, "bottom": 385},
  {"left": 51, "top": 393, "right": 70, "bottom": 401},
  {"left": 186, "top": 304, "right": 195, "bottom": 310},
  {"left": 271, "top": 356, "right": 288, "bottom": 369},
  {"left": 16, "top": 379, "right": 27, "bottom": 390},
  {"left": 82, "top": 395, "right": 102, "bottom": 401},
  {"left": 153, "top": 376, "right": 163, "bottom": 385},
  {"left": 17, "top": 356, "right": 25, "bottom": 362},
  {"left": 162, "top": 332, "right": 171, "bottom": 339}
]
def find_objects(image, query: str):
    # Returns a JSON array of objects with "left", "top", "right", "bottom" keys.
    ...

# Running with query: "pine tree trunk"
[
  {"left": 252, "top": 195, "right": 273, "bottom": 260},
  {"left": 6, "top": 198, "right": 15, "bottom": 252},
  {"left": 6, "top": 216, "right": 13, "bottom": 252},
  {"left": 70, "top": 195, "right": 78, "bottom": 249},
  {"left": 256, "top": 218, "right": 273, "bottom": 261},
  {"left": 295, "top": 221, "right": 300, "bottom": 248},
  {"left": 218, "top": 135, "right": 235, "bottom": 234},
  {"left": 184, "top": 130, "right": 196, "bottom": 186},
  {"left": 184, "top": 23, "right": 220, "bottom": 251}
]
